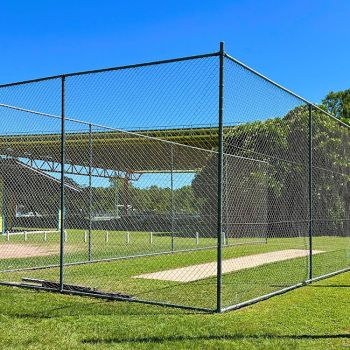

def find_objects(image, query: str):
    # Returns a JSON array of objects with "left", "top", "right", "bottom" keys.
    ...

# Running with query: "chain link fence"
[{"left": 0, "top": 44, "right": 348, "bottom": 312}]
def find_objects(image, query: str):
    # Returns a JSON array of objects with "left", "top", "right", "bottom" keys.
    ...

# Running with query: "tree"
[
  {"left": 193, "top": 104, "right": 350, "bottom": 237},
  {"left": 322, "top": 89, "right": 350, "bottom": 124}
]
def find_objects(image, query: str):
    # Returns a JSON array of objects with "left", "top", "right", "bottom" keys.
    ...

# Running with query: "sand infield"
[{"left": 134, "top": 249, "right": 324, "bottom": 282}]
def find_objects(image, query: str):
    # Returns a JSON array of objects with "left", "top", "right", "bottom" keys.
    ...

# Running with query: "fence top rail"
[{"left": 0, "top": 52, "right": 219, "bottom": 88}]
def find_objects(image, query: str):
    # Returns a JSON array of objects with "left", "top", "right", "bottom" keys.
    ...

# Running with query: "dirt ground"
[{"left": 0, "top": 244, "right": 59, "bottom": 259}]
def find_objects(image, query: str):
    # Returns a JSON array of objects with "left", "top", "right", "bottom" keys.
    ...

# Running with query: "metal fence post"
[
  {"left": 88, "top": 123, "right": 93, "bottom": 261},
  {"left": 59, "top": 75, "right": 66, "bottom": 292},
  {"left": 225, "top": 160, "right": 229, "bottom": 245},
  {"left": 170, "top": 144, "right": 175, "bottom": 253},
  {"left": 308, "top": 104, "right": 313, "bottom": 280},
  {"left": 217, "top": 41, "right": 225, "bottom": 313}
]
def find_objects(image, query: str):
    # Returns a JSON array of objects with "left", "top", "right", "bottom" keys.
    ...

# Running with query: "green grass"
[
  {"left": 0, "top": 230, "right": 349, "bottom": 310},
  {"left": 0, "top": 271, "right": 349, "bottom": 349},
  {"left": 0, "top": 229, "right": 223, "bottom": 268}
]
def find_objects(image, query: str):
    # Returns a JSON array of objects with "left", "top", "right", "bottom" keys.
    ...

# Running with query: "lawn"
[
  {"left": 0, "top": 230, "right": 349, "bottom": 311},
  {"left": 0, "top": 271, "right": 348, "bottom": 349}
]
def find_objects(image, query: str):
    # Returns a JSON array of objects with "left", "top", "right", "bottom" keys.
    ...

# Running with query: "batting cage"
[{"left": 0, "top": 43, "right": 349, "bottom": 312}]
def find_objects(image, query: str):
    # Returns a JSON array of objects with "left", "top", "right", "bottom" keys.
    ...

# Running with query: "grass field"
[
  {"left": 0, "top": 271, "right": 349, "bottom": 349},
  {"left": 0, "top": 229, "right": 349, "bottom": 311}
]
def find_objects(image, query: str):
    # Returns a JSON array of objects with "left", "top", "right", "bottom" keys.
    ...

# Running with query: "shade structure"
[{"left": 0, "top": 127, "right": 218, "bottom": 174}]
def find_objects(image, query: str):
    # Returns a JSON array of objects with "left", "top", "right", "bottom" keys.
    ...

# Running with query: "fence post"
[
  {"left": 308, "top": 104, "right": 313, "bottom": 280},
  {"left": 217, "top": 41, "right": 225, "bottom": 313},
  {"left": 170, "top": 144, "right": 175, "bottom": 253},
  {"left": 88, "top": 123, "right": 93, "bottom": 261},
  {"left": 59, "top": 75, "right": 66, "bottom": 292}
]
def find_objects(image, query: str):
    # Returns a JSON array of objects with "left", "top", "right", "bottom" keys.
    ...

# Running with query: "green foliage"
[
  {"left": 194, "top": 104, "right": 350, "bottom": 235},
  {"left": 71, "top": 179, "right": 198, "bottom": 215},
  {"left": 322, "top": 88, "right": 350, "bottom": 124}
]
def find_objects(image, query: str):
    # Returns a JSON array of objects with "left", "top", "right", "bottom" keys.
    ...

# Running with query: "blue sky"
[
  {"left": 0, "top": 0, "right": 349, "bottom": 104},
  {"left": 0, "top": 0, "right": 349, "bottom": 189}
]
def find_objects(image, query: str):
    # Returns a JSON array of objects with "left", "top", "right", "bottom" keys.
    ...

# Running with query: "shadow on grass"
[
  {"left": 4, "top": 296, "right": 202, "bottom": 319},
  {"left": 82, "top": 333, "right": 350, "bottom": 345}
]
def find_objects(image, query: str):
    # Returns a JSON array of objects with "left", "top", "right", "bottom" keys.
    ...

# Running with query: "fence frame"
[{"left": 0, "top": 42, "right": 349, "bottom": 313}]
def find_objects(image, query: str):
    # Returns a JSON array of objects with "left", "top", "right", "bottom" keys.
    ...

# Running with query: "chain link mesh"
[
  {"left": 0, "top": 96, "right": 61, "bottom": 286},
  {"left": 58, "top": 120, "right": 218, "bottom": 309},
  {"left": 0, "top": 51, "right": 348, "bottom": 311},
  {"left": 221, "top": 57, "right": 310, "bottom": 307},
  {"left": 312, "top": 110, "right": 350, "bottom": 277}
]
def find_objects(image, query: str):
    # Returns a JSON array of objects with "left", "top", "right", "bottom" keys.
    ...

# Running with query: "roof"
[{"left": 0, "top": 127, "right": 219, "bottom": 173}]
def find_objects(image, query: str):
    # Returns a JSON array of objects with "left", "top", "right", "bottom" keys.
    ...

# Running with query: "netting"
[
  {"left": 0, "top": 99, "right": 61, "bottom": 287},
  {"left": 312, "top": 110, "right": 350, "bottom": 277},
  {"left": 0, "top": 49, "right": 348, "bottom": 312},
  {"left": 222, "top": 57, "right": 309, "bottom": 307}
]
